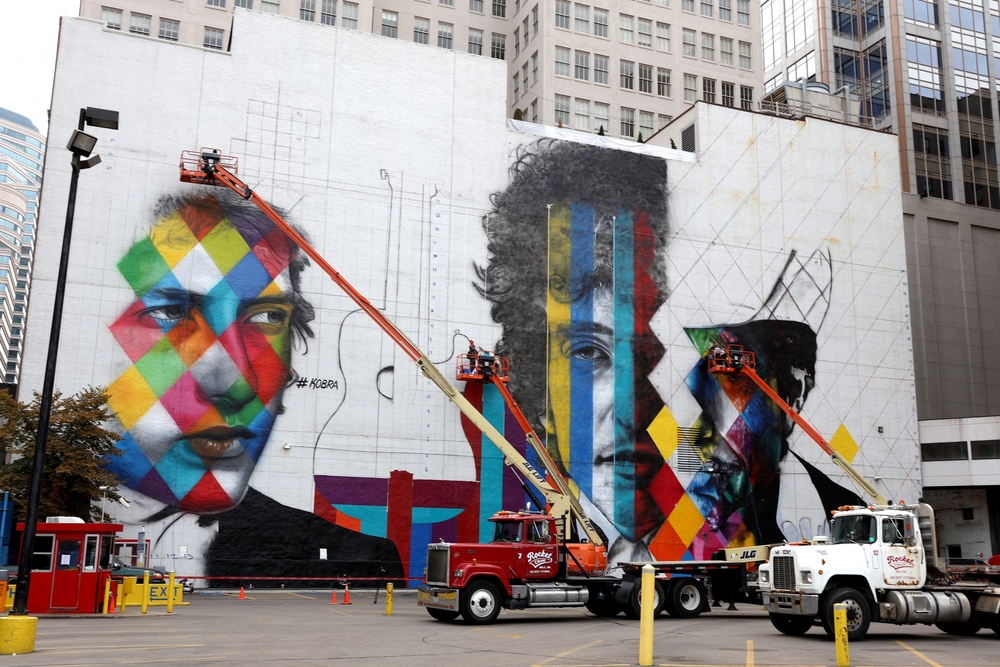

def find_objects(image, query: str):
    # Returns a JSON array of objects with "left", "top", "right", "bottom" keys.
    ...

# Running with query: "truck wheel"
[
  {"left": 625, "top": 580, "right": 666, "bottom": 620},
  {"left": 985, "top": 613, "right": 1000, "bottom": 636},
  {"left": 935, "top": 617, "right": 981, "bottom": 636},
  {"left": 769, "top": 613, "right": 813, "bottom": 635},
  {"left": 460, "top": 581, "right": 502, "bottom": 624},
  {"left": 586, "top": 596, "right": 622, "bottom": 618},
  {"left": 666, "top": 579, "right": 705, "bottom": 618},
  {"left": 426, "top": 608, "right": 460, "bottom": 622},
  {"left": 820, "top": 588, "right": 870, "bottom": 641}
]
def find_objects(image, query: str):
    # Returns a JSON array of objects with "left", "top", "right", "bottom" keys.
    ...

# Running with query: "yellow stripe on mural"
[{"left": 547, "top": 203, "right": 572, "bottom": 467}]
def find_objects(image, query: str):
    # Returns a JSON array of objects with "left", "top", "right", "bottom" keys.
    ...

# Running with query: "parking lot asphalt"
[{"left": 4, "top": 590, "right": 998, "bottom": 667}]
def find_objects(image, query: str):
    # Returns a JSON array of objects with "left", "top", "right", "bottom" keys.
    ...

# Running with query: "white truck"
[
  {"left": 758, "top": 502, "right": 1000, "bottom": 640},
  {"left": 705, "top": 345, "right": 1000, "bottom": 641}
]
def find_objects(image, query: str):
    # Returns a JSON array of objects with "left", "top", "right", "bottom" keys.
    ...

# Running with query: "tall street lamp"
[{"left": 3, "top": 108, "right": 119, "bottom": 646}]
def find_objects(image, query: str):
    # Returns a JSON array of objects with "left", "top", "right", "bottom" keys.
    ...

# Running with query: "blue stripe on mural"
[
  {"left": 569, "top": 202, "right": 595, "bottom": 498},
  {"left": 613, "top": 210, "right": 636, "bottom": 537},
  {"left": 409, "top": 521, "right": 433, "bottom": 588},
  {"left": 480, "top": 383, "right": 505, "bottom": 543}
]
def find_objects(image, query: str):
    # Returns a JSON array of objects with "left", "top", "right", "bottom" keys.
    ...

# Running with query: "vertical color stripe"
[
  {"left": 547, "top": 203, "right": 573, "bottom": 470},
  {"left": 479, "top": 384, "right": 505, "bottom": 543},
  {"left": 569, "top": 202, "right": 595, "bottom": 498},
  {"left": 613, "top": 210, "right": 636, "bottom": 537}
]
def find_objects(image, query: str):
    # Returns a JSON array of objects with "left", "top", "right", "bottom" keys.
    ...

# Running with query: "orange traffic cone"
[
  {"left": 330, "top": 589, "right": 338, "bottom": 605},
  {"left": 108, "top": 592, "right": 117, "bottom": 614},
  {"left": 239, "top": 586, "right": 245, "bottom": 600},
  {"left": 342, "top": 584, "right": 351, "bottom": 605}
]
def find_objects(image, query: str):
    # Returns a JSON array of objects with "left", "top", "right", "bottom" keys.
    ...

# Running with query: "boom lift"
[{"left": 178, "top": 149, "right": 604, "bottom": 548}]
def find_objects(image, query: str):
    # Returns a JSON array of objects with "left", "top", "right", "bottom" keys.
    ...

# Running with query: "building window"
[
  {"left": 523, "top": 63, "right": 529, "bottom": 91},
  {"left": 341, "top": 2, "right": 357, "bottom": 27},
  {"left": 594, "top": 8, "right": 608, "bottom": 36},
  {"left": 300, "top": 0, "right": 316, "bottom": 21},
  {"left": 620, "top": 14, "right": 634, "bottom": 43},
  {"left": 594, "top": 54, "right": 609, "bottom": 83},
  {"left": 740, "top": 85, "right": 753, "bottom": 110},
  {"left": 494, "top": 0, "right": 507, "bottom": 18},
  {"left": 862, "top": 40, "right": 888, "bottom": 119},
  {"left": 861, "top": 0, "right": 884, "bottom": 35},
  {"left": 235, "top": 0, "right": 253, "bottom": 7},
  {"left": 703, "top": 77, "right": 716, "bottom": 103},
  {"left": 441, "top": 0, "right": 455, "bottom": 6},
  {"left": 469, "top": 29, "right": 484, "bottom": 54},
  {"left": 657, "top": 68, "right": 671, "bottom": 96},
  {"left": 130, "top": 13, "right": 151, "bottom": 35},
  {"left": 906, "top": 37, "right": 945, "bottom": 115},
  {"left": 414, "top": 17, "right": 430, "bottom": 44},
  {"left": 208, "top": 0, "right": 226, "bottom": 7},
  {"left": 261, "top": 0, "right": 280, "bottom": 12},
  {"left": 514, "top": 73, "right": 520, "bottom": 99},
  {"left": 532, "top": 51, "right": 539, "bottom": 81},
  {"left": 719, "top": 0, "right": 732, "bottom": 20},
  {"left": 639, "top": 63, "right": 653, "bottom": 93},
  {"left": 640, "top": 111, "right": 654, "bottom": 139},
  {"left": 514, "top": 29, "right": 520, "bottom": 56},
  {"left": 832, "top": 0, "right": 858, "bottom": 37},
  {"left": 158, "top": 18, "right": 179, "bottom": 41},
  {"left": 439, "top": 23, "right": 454, "bottom": 49},
  {"left": 972, "top": 440, "right": 1000, "bottom": 459},
  {"left": 722, "top": 81, "right": 735, "bottom": 106},
  {"left": 575, "top": 51, "right": 590, "bottom": 79},
  {"left": 204, "top": 26, "right": 224, "bottom": 49},
  {"left": 491, "top": 33, "right": 506, "bottom": 59},
  {"left": 921, "top": 441, "right": 968, "bottom": 461},
  {"left": 684, "top": 73, "right": 697, "bottom": 101},
  {"left": 739, "top": 41, "right": 752, "bottom": 68},
  {"left": 659, "top": 114, "right": 672, "bottom": 127},
  {"left": 382, "top": 11, "right": 398, "bottom": 38},
  {"left": 594, "top": 102, "right": 610, "bottom": 132},
  {"left": 683, "top": 0, "right": 695, "bottom": 11},
  {"left": 321, "top": 0, "right": 337, "bottom": 24},
  {"left": 912, "top": 123, "right": 953, "bottom": 199},
  {"left": 656, "top": 22, "right": 670, "bottom": 51},
  {"left": 555, "top": 94, "right": 571, "bottom": 126},
  {"left": 701, "top": 0, "right": 713, "bottom": 17},
  {"left": 556, "top": 46, "right": 571, "bottom": 76},
  {"left": 556, "top": 0, "right": 571, "bottom": 28},
  {"left": 576, "top": 4, "right": 590, "bottom": 32},
  {"left": 788, "top": 51, "right": 815, "bottom": 81},
  {"left": 101, "top": 7, "right": 122, "bottom": 30},
  {"left": 471, "top": 0, "right": 484, "bottom": 10},
  {"left": 683, "top": 29, "right": 696, "bottom": 57},
  {"left": 638, "top": 18, "right": 652, "bottom": 47},
  {"left": 523, "top": 17, "right": 530, "bottom": 42},
  {"left": 620, "top": 60, "right": 635, "bottom": 89},
  {"left": 621, "top": 107, "right": 635, "bottom": 137},
  {"left": 575, "top": 99, "right": 590, "bottom": 130},
  {"left": 905, "top": 0, "right": 939, "bottom": 25},
  {"left": 720, "top": 37, "right": 733, "bottom": 64},
  {"left": 533, "top": 4, "right": 539, "bottom": 33},
  {"left": 531, "top": 99, "right": 538, "bottom": 122},
  {"left": 737, "top": 0, "right": 750, "bottom": 24},
  {"left": 702, "top": 33, "right": 715, "bottom": 60}
]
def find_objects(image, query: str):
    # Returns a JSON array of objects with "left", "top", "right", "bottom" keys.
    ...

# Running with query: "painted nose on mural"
[{"left": 196, "top": 340, "right": 259, "bottom": 414}]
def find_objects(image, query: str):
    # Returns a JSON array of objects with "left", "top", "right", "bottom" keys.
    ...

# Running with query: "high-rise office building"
[
  {"left": 0, "top": 108, "right": 42, "bottom": 392},
  {"left": 79, "top": 0, "right": 763, "bottom": 139}
]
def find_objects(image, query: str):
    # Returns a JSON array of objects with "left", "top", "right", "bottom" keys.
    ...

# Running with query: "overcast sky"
[{"left": 0, "top": 1, "right": 84, "bottom": 137}]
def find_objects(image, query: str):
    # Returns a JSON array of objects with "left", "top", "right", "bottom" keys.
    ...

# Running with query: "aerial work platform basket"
[{"left": 179, "top": 149, "right": 239, "bottom": 185}]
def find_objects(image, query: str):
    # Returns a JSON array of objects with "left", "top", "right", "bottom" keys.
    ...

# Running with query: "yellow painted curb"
[{"left": 0, "top": 615, "right": 38, "bottom": 654}]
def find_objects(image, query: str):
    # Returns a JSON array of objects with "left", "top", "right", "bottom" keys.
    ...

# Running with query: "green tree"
[
  {"left": 0, "top": 387, "right": 123, "bottom": 522},
  {"left": 637, "top": 132, "right": 644, "bottom": 143},
  {"left": 513, "top": 108, "right": 524, "bottom": 121}
]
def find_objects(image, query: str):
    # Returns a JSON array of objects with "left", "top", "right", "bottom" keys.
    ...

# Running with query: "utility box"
[{"left": 15, "top": 521, "right": 122, "bottom": 613}]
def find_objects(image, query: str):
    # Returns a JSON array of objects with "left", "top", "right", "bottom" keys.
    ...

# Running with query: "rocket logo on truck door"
[{"left": 881, "top": 517, "right": 922, "bottom": 586}]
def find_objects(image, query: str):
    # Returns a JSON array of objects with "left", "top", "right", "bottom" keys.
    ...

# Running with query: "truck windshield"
[
  {"left": 493, "top": 521, "right": 522, "bottom": 543},
  {"left": 831, "top": 515, "right": 877, "bottom": 544}
]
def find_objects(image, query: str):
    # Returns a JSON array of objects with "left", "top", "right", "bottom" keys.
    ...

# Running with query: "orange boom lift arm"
[{"left": 180, "top": 149, "right": 605, "bottom": 548}]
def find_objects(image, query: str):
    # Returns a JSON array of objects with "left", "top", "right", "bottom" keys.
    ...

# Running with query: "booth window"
[
  {"left": 57, "top": 540, "right": 82, "bottom": 570},
  {"left": 33, "top": 535, "right": 54, "bottom": 570}
]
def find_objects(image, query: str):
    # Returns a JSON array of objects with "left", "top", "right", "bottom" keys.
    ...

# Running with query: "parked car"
[{"left": 110, "top": 556, "right": 166, "bottom": 583}]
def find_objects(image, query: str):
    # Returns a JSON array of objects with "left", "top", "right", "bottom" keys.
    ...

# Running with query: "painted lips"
[{"left": 187, "top": 426, "right": 254, "bottom": 464}]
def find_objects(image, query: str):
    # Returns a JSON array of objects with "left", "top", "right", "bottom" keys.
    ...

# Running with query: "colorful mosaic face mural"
[{"left": 106, "top": 193, "right": 312, "bottom": 513}]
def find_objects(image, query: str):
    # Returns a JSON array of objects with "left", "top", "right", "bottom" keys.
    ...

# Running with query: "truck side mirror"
[{"left": 903, "top": 520, "right": 916, "bottom": 546}]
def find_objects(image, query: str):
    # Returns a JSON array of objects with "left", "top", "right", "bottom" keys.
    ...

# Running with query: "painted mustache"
[{"left": 186, "top": 426, "right": 254, "bottom": 462}]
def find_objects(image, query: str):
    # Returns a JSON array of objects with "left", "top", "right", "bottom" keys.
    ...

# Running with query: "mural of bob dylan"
[
  {"left": 106, "top": 190, "right": 402, "bottom": 584},
  {"left": 478, "top": 140, "right": 859, "bottom": 564}
]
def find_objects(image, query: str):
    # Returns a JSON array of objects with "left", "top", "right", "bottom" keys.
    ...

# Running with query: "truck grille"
[
  {"left": 426, "top": 546, "right": 450, "bottom": 585},
  {"left": 771, "top": 556, "right": 796, "bottom": 591}
]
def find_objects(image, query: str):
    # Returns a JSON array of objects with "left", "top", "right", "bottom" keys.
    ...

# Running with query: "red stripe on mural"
[{"left": 387, "top": 470, "right": 414, "bottom": 582}]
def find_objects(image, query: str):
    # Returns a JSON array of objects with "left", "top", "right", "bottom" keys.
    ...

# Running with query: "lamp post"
[
  {"left": 9, "top": 107, "right": 119, "bottom": 618},
  {"left": 99, "top": 485, "right": 110, "bottom": 523}
]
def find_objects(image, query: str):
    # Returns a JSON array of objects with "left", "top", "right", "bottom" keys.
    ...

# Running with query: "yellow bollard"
[
  {"left": 167, "top": 572, "right": 175, "bottom": 614},
  {"left": 102, "top": 578, "right": 112, "bottom": 614},
  {"left": 386, "top": 582, "right": 394, "bottom": 616},
  {"left": 120, "top": 576, "right": 135, "bottom": 612},
  {"left": 639, "top": 564, "right": 655, "bottom": 667},
  {"left": 141, "top": 572, "right": 150, "bottom": 615},
  {"left": 834, "top": 603, "right": 850, "bottom": 667}
]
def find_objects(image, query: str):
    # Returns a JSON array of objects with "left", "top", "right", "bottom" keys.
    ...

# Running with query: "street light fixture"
[{"left": 9, "top": 107, "right": 119, "bottom": 622}]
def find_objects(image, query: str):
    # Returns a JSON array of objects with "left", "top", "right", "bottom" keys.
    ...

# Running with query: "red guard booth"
[{"left": 15, "top": 519, "right": 122, "bottom": 613}]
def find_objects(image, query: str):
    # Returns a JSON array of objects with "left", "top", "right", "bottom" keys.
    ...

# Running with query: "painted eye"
[
  {"left": 247, "top": 309, "right": 289, "bottom": 326},
  {"left": 569, "top": 344, "right": 611, "bottom": 362},
  {"left": 142, "top": 304, "right": 188, "bottom": 324}
]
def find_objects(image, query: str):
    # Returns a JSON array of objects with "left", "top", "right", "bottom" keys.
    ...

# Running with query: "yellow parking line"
[
  {"left": 894, "top": 641, "right": 944, "bottom": 667},
  {"left": 330, "top": 608, "right": 353, "bottom": 617},
  {"left": 286, "top": 592, "right": 315, "bottom": 600},
  {"left": 532, "top": 639, "right": 604, "bottom": 666},
  {"left": 26, "top": 657, "right": 227, "bottom": 667},
  {"left": 746, "top": 640, "right": 754, "bottom": 667},
  {"left": 37, "top": 644, "right": 205, "bottom": 655}
]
